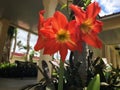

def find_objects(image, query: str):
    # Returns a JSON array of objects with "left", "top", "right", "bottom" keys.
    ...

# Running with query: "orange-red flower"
[
  {"left": 38, "top": 11, "right": 81, "bottom": 61},
  {"left": 70, "top": 2, "right": 103, "bottom": 48}
]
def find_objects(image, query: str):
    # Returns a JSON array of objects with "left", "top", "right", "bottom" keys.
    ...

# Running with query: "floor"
[{"left": 0, "top": 77, "right": 37, "bottom": 90}]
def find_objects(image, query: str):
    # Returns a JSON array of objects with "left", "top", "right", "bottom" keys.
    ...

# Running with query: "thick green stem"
[{"left": 58, "top": 59, "right": 64, "bottom": 90}]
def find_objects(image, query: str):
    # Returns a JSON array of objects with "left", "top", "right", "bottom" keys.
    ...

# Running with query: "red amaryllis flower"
[
  {"left": 39, "top": 11, "right": 81, "bottom": 62},
  {"left": 70, "top": 2, "right": 103, "bottom": 48}
]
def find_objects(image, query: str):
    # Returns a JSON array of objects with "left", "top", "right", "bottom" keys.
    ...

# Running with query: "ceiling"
[
  {"left": 0, "top": 0, "right": 120, "bottom": 45},
  {"left": 0, "top": 0, "right": 44, "bottom": 33}
]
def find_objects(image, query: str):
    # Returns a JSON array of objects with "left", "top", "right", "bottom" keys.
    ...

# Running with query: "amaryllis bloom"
[
  {"left": 70, "top": 2, "right": 103, "bottom": 48},
  {"left": 39, "top": 11, "right": 81, "bottom": 62}
]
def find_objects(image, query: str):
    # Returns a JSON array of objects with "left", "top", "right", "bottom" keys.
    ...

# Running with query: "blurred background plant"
[{"left": 50, "top": 50, "right": 120, "bottom": 90}]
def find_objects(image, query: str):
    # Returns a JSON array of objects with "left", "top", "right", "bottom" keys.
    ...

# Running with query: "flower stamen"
[
  {"left": 80, "top": 19, "right": 93, "bottom": 34},
  {"left": 56, "top": 29, "right": 70, "bottom": 43}
]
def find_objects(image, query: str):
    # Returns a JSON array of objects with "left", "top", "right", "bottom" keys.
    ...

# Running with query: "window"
[{"left": 10, "top": 28, "right": 40, "bottom": 61}]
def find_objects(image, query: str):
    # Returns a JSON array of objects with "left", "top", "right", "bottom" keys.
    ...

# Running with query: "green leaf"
[
  {"left": 87, "top": 74, "right": 100, "bottom": 90},
  {"left": 85, "top": 0, "right": 91, "bottom": 6},
  {"left": 60, "top": 4, "right": 67, "bottom": 10}
]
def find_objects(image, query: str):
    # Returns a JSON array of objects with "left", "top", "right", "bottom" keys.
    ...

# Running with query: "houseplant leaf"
[{"left": 87, "top": 74, "right": 100, "bottom": 90}]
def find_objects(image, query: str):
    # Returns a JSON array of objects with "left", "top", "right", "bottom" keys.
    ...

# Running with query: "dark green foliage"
[{"left": 0, "top": 61, "right": 37, "bottom": 78}]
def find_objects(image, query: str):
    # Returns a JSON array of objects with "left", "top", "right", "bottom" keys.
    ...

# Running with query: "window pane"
[{"left": 10, "top": 28, "right": 40, "bottom": 61}]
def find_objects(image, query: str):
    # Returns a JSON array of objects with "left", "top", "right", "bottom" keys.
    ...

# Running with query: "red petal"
[
  {"left": 51, "top": 18, "right": 59, "bottom": 33},
  {"left": 38, "top": 11, "right": 45, "bottom": 30},
  {"left": 40, "top": 10, "right": 45, "bottom": 15},
  {"left": 93, "top": 20, "right": 103, "bottom": 34},
  {"left": 82, "top": 33, "right": 102, "bottom": 48},
  {"left": 66, "top": 42, "right": 76, "bottom": 51},
  {"left": 70, "top": 4, "right": 85, "bottom": 22},
  {"left": 34, "top": 36, "right": 45, "bottom": 51},
  {"left": 86, "top": 2, "right": 101, "bottom": 18},
  {"left": 67, "top": 20, "right": 77, "bottom": 32},
  {"left": 43, "top": 18, "right": 53, "bottom": 27},
  {"left": 59, "top": 46, "right": 68, "bottom": 62},
  {"left": 44, "top": 42, "right": 59, "bottom": 55},
  {"left": 54, "top": 11, "right": 68, "bottom": 29},
  {"left": 40, "top": 28, "right": 55, "bottom": 39}
]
